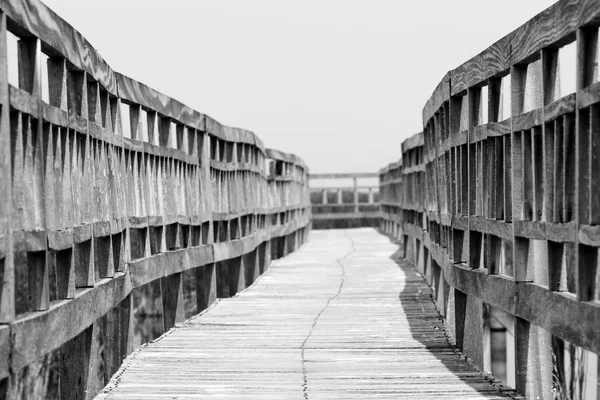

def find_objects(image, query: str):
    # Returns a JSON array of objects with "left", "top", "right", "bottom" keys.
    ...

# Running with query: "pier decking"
[{"left": 97, "top": 229, "right": 519, "bottom": 399}]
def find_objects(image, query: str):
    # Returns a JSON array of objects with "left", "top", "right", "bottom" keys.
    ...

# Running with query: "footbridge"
[{"left": 0, "top": 0, "right": 599, "bottom": 399}]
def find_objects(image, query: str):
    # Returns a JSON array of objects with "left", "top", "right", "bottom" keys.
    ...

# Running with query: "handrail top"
[
  {"left": 422, "top": 0, "right": 600, "bottom": 124},
  {"left": 266, "top": 148, "right": 309, "bottom": 171},
  {"left": 379, "top": 159, "right": 402, "bottom": 175},
  {"left": 401, "top": 132, "right": 424, "bottom": 153},
  {"left": 2, "top": 0, "right": 273, "bottom": 151}
]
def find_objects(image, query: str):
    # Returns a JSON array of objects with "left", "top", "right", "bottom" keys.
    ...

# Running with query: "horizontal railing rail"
[
  {"left": 0, "top": 0, "right": 310, "bottom": 398},
  {"left": 310, "top": 172, "right": 379, "bottom": 179},
  {"left": 380, "top": 0, "right": 600, "bottom": 398}
]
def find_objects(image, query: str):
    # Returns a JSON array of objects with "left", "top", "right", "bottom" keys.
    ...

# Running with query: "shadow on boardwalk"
[{"left": 389, "top": 243, "right": 523, "bottom": 399}]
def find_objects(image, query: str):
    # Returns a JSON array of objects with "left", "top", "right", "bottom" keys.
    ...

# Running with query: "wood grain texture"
[
  {"left": 1, "top": 0, "right": 117, "bottom": 92},
  {"left": 267, "top": 148, "right": 310, "bottom": 172},
  {"left": 382, "top": 8, "right": 600, "bottom": 387},
  {"left": 0, "top": 1, "right": 311, "bottom": 395},
  {"left": 97, "top": 229, "right": 520, "bottom": 400},
  {"left": 449, "top": 0, "right": 600, "bottom": 97},
  {"left": 401, "top": 131, "right": 424, "bottom": 153},
  {"left": 423, "top": 72, "right": 451, "bottom": 125},
  {"left": 0, "top": 11, "right": 15, "bottom": 323}
]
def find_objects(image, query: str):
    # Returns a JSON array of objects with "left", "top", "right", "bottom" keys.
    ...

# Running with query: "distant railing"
[
  {"left": 0, "top": 0, "right": 310, "bottom": 398},
  {"left": 310, "top": 173, "right": 381, "bottom": 229},
  {"left": 380, "top": 0, "right": 600, "bottom": 398}
]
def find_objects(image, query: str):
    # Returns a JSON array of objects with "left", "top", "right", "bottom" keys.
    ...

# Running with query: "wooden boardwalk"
[{"left": 97, "top": 229, "right": 521, "bottom": 399}]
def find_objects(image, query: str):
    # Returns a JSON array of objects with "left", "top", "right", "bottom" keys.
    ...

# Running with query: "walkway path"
[{"left": 97, "top": 229, "right": 520, "bottom": 399}]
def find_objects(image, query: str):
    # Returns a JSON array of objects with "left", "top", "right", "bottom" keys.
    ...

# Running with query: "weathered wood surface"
[
  {"left": 97, "top": 229, "right": 520, "bottom": 399},
  {"left": 381, "top": 0, "right": 600, "bottom": 398},
  {"left": 0, "top": 0, "right": 310, "bottom": 396}
]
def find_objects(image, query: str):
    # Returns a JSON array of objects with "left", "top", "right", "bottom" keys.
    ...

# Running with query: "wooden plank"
[
  {"left": 98, "top": 230, "right": 519, "bottom": 399},
  {"left": 449, "top": 0, "right": 600, "bottom": 96},
  {"left": 266, "top": 148, "right": 308, "bottom": 171},
  {"left": 0, "top": 0, "right": 311, "bottom": 393},
  {"left": 2, "top": 0, "right": 117, "bottom": 92},
  {"left": 11, "top": 271, "right": 132, "bottom": 372},
  {"left": 514, "top": 318, "right": 553, "bottom": 400}
]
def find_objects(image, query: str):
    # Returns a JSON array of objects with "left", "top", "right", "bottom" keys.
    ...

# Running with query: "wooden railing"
[
  {"left": 381, "top": 1, "right": 600, "bottom": 398},
  {"left": 0, "top": 0, "right": 310, "bottom": 397},
  {"left": 310, "top": 172, "right": 381, "bottom": 229}
]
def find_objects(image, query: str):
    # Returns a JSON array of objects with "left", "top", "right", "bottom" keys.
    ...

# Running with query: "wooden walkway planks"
[{"left": 96, "top": 229, "right": 521, "bottom": 399}]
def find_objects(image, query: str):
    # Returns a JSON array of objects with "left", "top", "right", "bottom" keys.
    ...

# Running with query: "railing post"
[{"left": 514, "top": 317, "right": 552, "bottom": 399}]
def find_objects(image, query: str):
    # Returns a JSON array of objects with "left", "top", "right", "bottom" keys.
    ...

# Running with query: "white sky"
[{"left": 44, "top": 0, "right": 558, "bottom": 174}]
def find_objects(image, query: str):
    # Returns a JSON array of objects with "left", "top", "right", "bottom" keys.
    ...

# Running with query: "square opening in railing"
[
  {"left": 147, "top": 111, "right": 159, "bottom": 146},
  {"left": 499, "top": 74, "right": 511, "bottom": 121},
  {"left": 480, "top": 85, "right": 488, "bottom": 125},
  {"left": 483, "top": 303, "right": 516, "bottom": 389},
  {"left": 129, "top": 228, "right": 147, "bottom": 260},
  {"left": 139, "top": 108, "right": 149, "bottom": 142},
  {"left": 132, "top": 278, "right": 165, "bottom": 347},
  {"left": 120, "top": 102, "right": 132, "bottom": 139},
  {"left": 40, "top": 51, "right": 50, "bottom": 104},
  {"left": 111, "top": 232, "right": 123, "bottom": 272},
  {"left": 558, "top": 41, "right": 577, "bottom": 98},
  {"left": 6, "top": 30, "right": 19, "bottom": 88},
  {"left": 582, "top": 27, "right": 600, "bottom": 86},
  {"left": 169, "top": 121, "right": 178, "bottom": 149},
  {"left": 14, "top": 250, "right": 47, "bottom": 315},
  {"left": 48, "top": 247, "right": 73, "bottom": 303},
  {"left": 176, "top": 124, "right": 185, "bottom": 153},
  {"left": 499, "top": 239, "right": 513, "bottom": 278}
]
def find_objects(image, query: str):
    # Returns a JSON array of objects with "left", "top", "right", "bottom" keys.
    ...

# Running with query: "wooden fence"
[
  {"left": 310, "top": 172, "right": 380, "bottom": 229},
  {"left": 380, "top": 0, "right": 600, "bottom": 398},
  {"left": 0, "top": 0, "right": 310, "bottom": 397}
]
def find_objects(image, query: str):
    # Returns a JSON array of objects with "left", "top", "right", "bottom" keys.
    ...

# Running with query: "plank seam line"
[{"left": 300, "top": 230, "right": 355, "bottom": 399}]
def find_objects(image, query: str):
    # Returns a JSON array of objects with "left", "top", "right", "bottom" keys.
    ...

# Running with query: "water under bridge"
[{"left": 0, "top": 0, "right": 599, "bottom": 399}]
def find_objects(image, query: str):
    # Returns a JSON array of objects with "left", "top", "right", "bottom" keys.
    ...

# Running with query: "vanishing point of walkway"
[{"left": 97, "top": 229, "right": 520, "bottom": 399}]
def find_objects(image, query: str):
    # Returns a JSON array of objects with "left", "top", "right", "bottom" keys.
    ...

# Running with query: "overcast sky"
[{"left": 44, "top": 0, "right": 557, "bottom": 174}]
